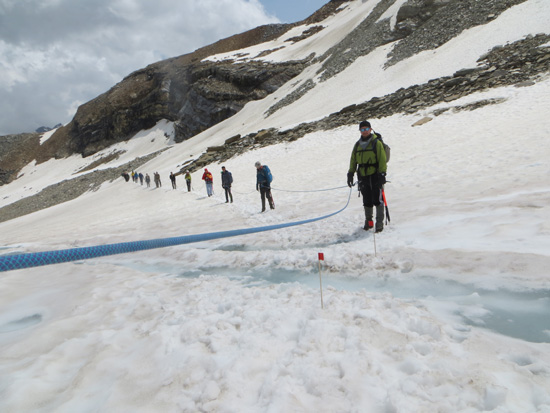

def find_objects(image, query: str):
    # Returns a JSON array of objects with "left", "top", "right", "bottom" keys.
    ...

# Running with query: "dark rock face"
[
  {"left": 65, "top": 58, "right": 306, "bottom": 156},
  {"left": 171, "top": 59, "right": 308, "bottom": 143},
  {"left": 34, "top": 1, "right": 347, "bottom": 162},
  {"left": 66, "top": 68, "right": 169, "bottom": 158},
  {"left": 33, "top": 25, "right": 308, "bottom": 162},
  {"left": 0, "top": 133, "right": 41, "bottom": 185}
]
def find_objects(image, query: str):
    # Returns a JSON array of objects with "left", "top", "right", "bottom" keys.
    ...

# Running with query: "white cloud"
[{"left": 0, "top": 0, "right": 278, "bottom": 134}]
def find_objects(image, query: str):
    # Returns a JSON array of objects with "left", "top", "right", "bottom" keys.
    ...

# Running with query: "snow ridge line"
[{"left": 0, "top": 188, "right": 353, "bottom": 272}]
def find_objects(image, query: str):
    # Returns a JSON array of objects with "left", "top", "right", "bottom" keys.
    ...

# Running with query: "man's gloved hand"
[
  {"left": 347, "top": 172, "right": 354, "bottom": 188},
  {"left": 377, "top": 172, "right": 387, "bottom": 187},
  {"left": 256, "top": 184, "right": 260, "bottom": 192}
]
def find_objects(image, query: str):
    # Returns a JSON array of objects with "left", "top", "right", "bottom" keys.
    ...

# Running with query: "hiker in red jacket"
[{"left": 202, "top": 168, "right": 214, "bottom": 197}]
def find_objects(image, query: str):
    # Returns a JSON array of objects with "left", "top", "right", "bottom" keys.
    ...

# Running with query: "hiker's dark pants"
[
  {"left": 359, "top": 176, "right": 383, "bottom": 208},
  {"left": 224, "top": 187, "right": 233, "bottom": 202},
  {"left": 260, "top": 186, "right": 274, "bottom": 210}
]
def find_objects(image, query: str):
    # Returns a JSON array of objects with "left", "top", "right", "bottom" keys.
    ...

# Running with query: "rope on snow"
[
  {"left": 0, "top": 187, "right": 353, "bottom": 272},
  {"left": 270, "top": 185, "right": 349, "bottom": 193}
]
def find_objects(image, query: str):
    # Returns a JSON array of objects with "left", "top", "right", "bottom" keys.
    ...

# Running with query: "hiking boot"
[
  {"left": 363, "top": 206, "right": 373, "bottom": 230},
  {"left": 375, "top": 204, "right": 384, "bottom": 233},
  {"left": 363, "top": 220, "right": 374, "bottom": 230}
]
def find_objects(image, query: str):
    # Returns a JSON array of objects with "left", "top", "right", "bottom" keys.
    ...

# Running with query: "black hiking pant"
[
  {"left": 224, "top": 187, "right": 233, "bottom": 203},
  {"left": 359, "top": 176, "right": 383, "bottom": 207},
  {"left": 260, "top": 186, "right": 274, "bottom": 211}
]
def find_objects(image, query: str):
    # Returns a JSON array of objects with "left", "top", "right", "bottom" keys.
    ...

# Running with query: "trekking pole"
[
  {"left": 317, "top": 253, "right": 325, "bottom": 309},
  {"left": 382, "top": 188, "right": 391, "bottom": 225},
  {"left": 373, "top": 229, "right": 377, "bottom": 257}
]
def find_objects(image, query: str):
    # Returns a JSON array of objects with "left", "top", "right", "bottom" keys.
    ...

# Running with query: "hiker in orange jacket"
[{"left": 202, "top": 168, "right": 214, "bottom": 197}]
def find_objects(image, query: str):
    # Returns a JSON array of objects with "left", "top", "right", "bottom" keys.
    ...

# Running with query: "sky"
[
  {"left": 0, "top": 0, "right": 328, "bottom": 136},
  {"left": 1, "top": 1, "right": 550, "bottom": 411}
]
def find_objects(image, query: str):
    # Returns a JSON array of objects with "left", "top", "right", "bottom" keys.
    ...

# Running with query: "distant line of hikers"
[
  {"left": 120, "top": 119, "right": 389, "bottom": 229},
  {"left": 121, "top": 162, "right": 274, "bottom": 212},
  {"left": 122, "top": 171, "right": 165, "bottom": 188}
]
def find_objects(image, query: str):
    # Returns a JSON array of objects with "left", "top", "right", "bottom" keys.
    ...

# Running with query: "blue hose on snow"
[{"left": 0, "top": 187, "right": 353, "bottom": 272}]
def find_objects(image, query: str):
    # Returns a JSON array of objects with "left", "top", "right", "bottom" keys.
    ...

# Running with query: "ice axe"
[{"left": 382, "top": 188, "right": 390, "bottom": 225}]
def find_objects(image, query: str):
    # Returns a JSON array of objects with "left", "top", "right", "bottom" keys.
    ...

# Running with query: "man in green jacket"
[{"left": 347, "top": 120, "right": 387, "bottom": 232}]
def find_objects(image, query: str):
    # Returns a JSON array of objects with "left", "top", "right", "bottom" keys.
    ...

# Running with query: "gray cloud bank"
[{"left": 0, "top": 0, "right": 277, "bottom": 135}]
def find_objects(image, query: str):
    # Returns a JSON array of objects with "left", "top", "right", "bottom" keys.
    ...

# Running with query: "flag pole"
[{"left": 317, "top": 252, "right": 324, "bottom": 309}]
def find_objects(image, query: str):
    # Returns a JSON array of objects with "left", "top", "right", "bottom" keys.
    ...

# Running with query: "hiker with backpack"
[
  {"left": 347, "top": 120, "right": 388, "bottom": 232},
  {"left": 255, "top": 161, "right": 275, "bottom": 212},
  {"left": 184, "top": 170, "right": 192, "bottom": 192},
  {"left": 202, "top": 168, "right": 214, "bottom": 197},
  {"left": 221, "top": 166, "right": 233, "bottom": 203}
]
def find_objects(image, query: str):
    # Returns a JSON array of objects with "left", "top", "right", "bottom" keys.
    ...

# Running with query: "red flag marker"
[{"left": 317, "top": 253, "right": 324, "bottom": 309}]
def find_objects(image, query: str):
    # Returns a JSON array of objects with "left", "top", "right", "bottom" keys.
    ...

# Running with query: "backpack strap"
[
  {"left": 372, "top": 135, "right": 381, "bottom": 170},
  {"left": 355, "top": 133, "right": 380, "bottom": 171}
]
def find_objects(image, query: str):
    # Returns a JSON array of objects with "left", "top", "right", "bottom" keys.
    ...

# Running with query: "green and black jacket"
[{"left": 348, "top": 132, "right": 387, "bottom": 178}]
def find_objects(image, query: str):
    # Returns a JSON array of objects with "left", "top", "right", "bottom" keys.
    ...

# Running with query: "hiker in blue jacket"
[
  {"left": 221, "top": 166, "right": 233, "bottom": 203},
  {"left": 255, "top": 161, "right": 275, "bottom": 212}
]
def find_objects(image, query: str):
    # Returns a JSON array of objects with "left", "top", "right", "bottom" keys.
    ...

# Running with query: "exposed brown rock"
[{"left": 0, "top": 133, "right": 41, "bottom": 185}]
